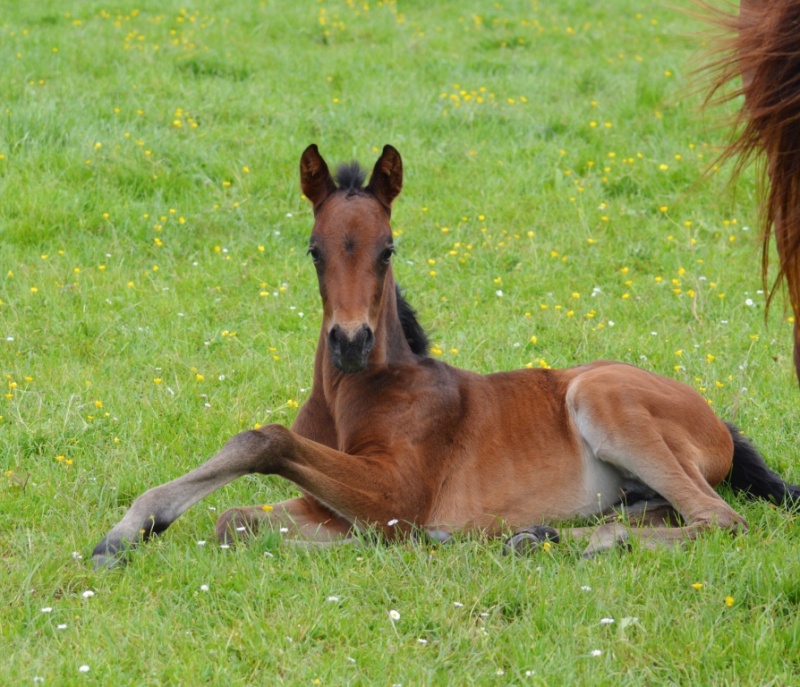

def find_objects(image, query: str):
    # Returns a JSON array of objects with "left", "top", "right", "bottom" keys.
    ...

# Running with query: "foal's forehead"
[{"left": 312, "top": 193, "right": 392, "bottom": 241}]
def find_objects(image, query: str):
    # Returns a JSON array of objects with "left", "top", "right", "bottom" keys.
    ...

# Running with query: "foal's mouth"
[{"left": 327, "top": 323, "right": 375, "bottom": 373}]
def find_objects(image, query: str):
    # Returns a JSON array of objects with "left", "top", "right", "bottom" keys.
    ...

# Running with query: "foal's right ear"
[
  {"left": 300, "top": 144, "right": 337, "bottom": 213},
  {"left": 367, "top": 144, "right": 403, "bottom": 211}
]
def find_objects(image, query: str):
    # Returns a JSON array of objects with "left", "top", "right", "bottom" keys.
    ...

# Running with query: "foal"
[{"left": 93, "top": 145, "right": 799, "bottom": 567}]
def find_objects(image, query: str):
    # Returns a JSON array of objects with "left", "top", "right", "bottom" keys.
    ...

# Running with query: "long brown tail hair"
[{"left": 703, "top": 0, "right": 800, "bottom": 383}]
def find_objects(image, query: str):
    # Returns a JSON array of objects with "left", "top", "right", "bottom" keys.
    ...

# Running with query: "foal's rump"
[{"left": 565, "top": 361, "right": 735, "bottom": 487}]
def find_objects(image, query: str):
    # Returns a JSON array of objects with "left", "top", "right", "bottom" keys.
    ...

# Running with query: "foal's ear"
[
  {"left": 300, "top": 144, "right": 337, "bottom": 213},
  {"left": 367, "top": 145, "right": 403, "bottom": 211}
]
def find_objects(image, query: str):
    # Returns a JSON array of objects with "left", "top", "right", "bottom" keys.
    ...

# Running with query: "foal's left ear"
[
  {"left": 300, "top": 144, "right": 337, "bottom": 213},
  {"left": 367, "top": 145, "right": 403, "bottom": 211}
]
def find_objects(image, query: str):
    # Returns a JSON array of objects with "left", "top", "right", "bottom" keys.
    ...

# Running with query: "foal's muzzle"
[{"left": 328, "top": 323, "right": 375, "bottom": 373}]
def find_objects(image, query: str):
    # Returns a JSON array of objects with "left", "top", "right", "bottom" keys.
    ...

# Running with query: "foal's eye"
[
  {"left": 307, "top": 247, "right": 321, "bottom": 264},
  {"left": 380, "top": 247, "right": 395, "bottom": 264}
]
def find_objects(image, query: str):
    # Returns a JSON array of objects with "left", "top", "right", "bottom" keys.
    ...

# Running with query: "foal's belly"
[
  {"left": 574, "top": 451, "right": 628, "bottom": 517},
  {"left": 425, "top": 447, "right": 628, "bottom": 534}
]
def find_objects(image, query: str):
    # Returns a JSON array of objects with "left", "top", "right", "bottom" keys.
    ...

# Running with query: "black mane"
[
  {"left": 335, "top": 162, "right": 367, "bottom": 193},
  {"left": 396, "top": 285, "right": 429, "bottom": 357}
]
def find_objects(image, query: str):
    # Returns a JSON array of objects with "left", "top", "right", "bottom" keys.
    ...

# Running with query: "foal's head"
[{"left": 300, "top": 144, "right": 403, "bottom": 373}]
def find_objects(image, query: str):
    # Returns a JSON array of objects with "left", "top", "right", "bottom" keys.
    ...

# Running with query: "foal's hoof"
[
  {"left": 215, "top": 507, "right": 259, "bottom": 544},
  {"left": 424, "top": 529, "right": 453, "bottom": 544},
  {"left": 91, "top": 536, "right": 131, "bottom": 570},
  {"left": 503, "top": 526, "right": 560, "bottom": 556},
  {"left": 92, "top": 553, "right": 126, "bottom": 570}
]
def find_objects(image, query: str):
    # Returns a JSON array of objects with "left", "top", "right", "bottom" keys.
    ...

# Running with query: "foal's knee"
[{"left": 223, "top": 424, "right": 294, "bottom": 474}]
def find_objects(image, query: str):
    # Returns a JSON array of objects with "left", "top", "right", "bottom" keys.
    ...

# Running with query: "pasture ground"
[{"left": 1, "top": 0, "right": 799, "bottom": 684}]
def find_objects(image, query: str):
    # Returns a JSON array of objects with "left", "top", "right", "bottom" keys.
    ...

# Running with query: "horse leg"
[
  {"left": 578, "top": 438, "right": 744, "bottom": 557},
  {"left": 93, "top": 423, "right": 426, "bottom": 566},
  {"left": 521, "top": 500, "right": 714, "bottom": 558},
  {"left": 738, "top": 0, "right": 800, "bottom": 385},
  {"left": 794, "top": 320, "right": 800, "bottom": 384},
  {"left": 505, "top": 498, "right": 678, "bottom": 555},
  {"left": 214, "top": 495, "right": 353, "bottom": 546},
  {"left": 560, "top": 375, "right": 747, "bottom": 557},
  {"left": 93, "top": 428, "right": 292, "bottom": 567}
]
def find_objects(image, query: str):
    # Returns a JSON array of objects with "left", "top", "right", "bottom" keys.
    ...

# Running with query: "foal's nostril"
[
  {"left": 328, "top": 324, "right": 343, "bottom": 349},
  {"left": 361, "top": 324, "right": 374, "bottom": 347}
]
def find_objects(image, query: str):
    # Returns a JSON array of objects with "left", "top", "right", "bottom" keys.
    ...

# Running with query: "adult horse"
[
  {"left": 705, "top": 0, "right": 800, "bottom": 384},
  {"left": 93, "top": 145, "right": 799, "bottom": 567}
]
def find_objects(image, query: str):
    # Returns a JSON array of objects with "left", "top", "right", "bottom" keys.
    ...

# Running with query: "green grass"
[{"left": 2, "top": 0, "right": 799, "bottom": 684}]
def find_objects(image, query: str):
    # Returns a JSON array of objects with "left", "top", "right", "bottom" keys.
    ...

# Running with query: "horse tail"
[
  {"left": 724, "top": 422, "right": 800, "bottom": 507},
  {"left": 703, "top": 0, "right": 800, "bottom": 383}
]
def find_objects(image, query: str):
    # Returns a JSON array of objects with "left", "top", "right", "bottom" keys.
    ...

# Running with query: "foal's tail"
[
  {"left": 724, "top": 422, "right": 800, "bottom": 507},
  {"left": 703, "top": 0, "right": 800, "bottom": 383}
]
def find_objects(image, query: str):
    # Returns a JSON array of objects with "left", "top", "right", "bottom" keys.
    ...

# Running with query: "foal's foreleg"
[
  {"left": 92, "top": 429, "right": 279, "bottom": 566},
  {"left": 94, "top": 423, "right": 424, "bottom": 566},
  {"left": 214, "top": 495, "right": 353, "bottom": 545}
]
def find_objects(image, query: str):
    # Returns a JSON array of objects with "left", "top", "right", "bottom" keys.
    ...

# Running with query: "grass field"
[{"left": 2, "top": 0, "right": 799, "bottom": 684}]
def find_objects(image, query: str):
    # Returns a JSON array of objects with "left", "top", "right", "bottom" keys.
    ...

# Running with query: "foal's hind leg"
[
  {"left": 577, "top": 447, "right": 746, "bottom": 558},
  {"left": 597, "top": 441, "right": 744, "bottom": 529},
  {"left": 506, "top": 498, "right": 679, "bottom": 556},
  {"left": 550, "top": 499, "right": 726, "bottom": 558},
  {"left": 568, "top": 380, "right": 747, "bottom": 557}
]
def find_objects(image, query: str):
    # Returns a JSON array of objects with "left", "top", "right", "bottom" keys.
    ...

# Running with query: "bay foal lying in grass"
[{"left": 93, "top": 145, "right": 800, "bottom": 567}]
